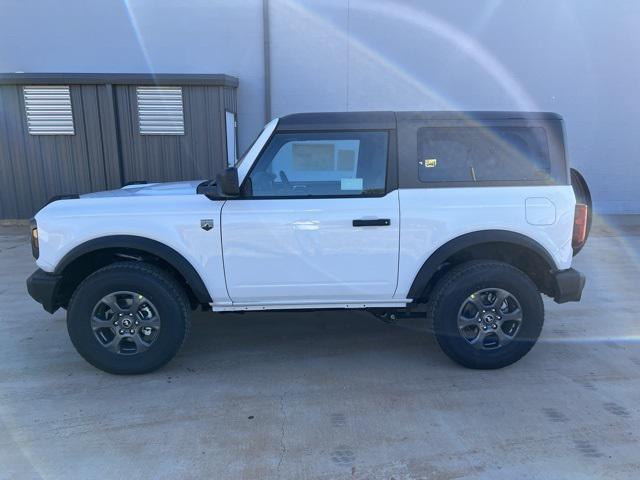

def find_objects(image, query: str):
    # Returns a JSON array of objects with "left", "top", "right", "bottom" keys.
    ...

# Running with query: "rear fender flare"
[{"left": 407, "top": 230, "right": 557, "bottom": 300}]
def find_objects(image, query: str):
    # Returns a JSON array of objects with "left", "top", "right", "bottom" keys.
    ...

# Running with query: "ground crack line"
[{"left": 276, "top": 390, "right": 288, "bottom": 476}]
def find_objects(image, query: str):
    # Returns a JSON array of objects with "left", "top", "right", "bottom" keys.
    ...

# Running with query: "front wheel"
[
  {"left": 428, "top": 261, "right": 544, "bottom": 369},
  {"left": 67, "top": 262, "right": 190, "bottom": 374}
]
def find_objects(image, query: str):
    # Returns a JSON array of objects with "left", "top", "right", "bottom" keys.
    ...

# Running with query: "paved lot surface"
[{"left": 1, "top": 216, "right": 639, "bottom": 479}]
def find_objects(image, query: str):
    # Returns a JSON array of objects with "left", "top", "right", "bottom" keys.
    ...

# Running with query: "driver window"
[{"left": 248, "top": 131, "right": 388, "bottom": 197}]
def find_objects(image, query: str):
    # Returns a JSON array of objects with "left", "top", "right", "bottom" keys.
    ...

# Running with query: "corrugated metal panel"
[
  {"left": 117, "top": 85, "right": 226, "bottom": 183},
  {"left": 24, "top": 86, "right": 75, "bottom": 135},
  {"left": 222, "top": 86, "right": 237, "bottom": 113},
  {"left": 137, "top": 86, "right": 184, "bottom": 135},
  {"left": 1, "top": 77, "right": 237, "bottom": 219},
  {"left": 0, "top": 84, "right": 114, "bottom": 218}
]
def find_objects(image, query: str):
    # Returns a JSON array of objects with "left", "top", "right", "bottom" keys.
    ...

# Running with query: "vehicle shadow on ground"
[{"left": 177, "top": 309, "right": 452, "bottom": 372}]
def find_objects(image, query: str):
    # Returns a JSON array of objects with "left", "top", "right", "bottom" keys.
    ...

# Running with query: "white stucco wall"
[
  {"left": 270, "top": 0, "right": 640, "bottom": 213},
  {"left": 1, "top": 0, "right": 638, "bottom": 212}
]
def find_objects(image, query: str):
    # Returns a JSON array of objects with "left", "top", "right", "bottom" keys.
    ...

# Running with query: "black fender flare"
[
  {"left": 407, "top": 230, "right": 558, "bottom": 300},
  {"left": 55, "top": 235, "right": 212, "bottom": 303}
]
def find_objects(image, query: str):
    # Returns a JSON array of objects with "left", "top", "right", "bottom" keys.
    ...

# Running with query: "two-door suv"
[{"left": 27, "top": 111, "right": 590, "bottom": 374}]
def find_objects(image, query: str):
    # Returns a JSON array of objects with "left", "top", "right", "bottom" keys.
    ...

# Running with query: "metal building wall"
[
  {"left": 115, "top": 84, "right": 237, "bottom": 184},
  {"left": 0, "top": 84, "right": 120, "bottom": 219},
  {"left": 267, "top": 0, "right": 640, "bottom": 214},
  {"left": 0, "top": 74, "right": 238, "bottom": 219},
  {"left": 3, "top": 1, "right": 636, "bottom": 213}
]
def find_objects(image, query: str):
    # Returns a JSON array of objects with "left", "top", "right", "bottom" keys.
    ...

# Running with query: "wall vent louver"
[{"left": 137, "top": 86, "right": 185, "bottom": 135}]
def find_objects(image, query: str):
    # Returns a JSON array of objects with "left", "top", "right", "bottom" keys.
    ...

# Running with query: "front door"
[{"left": 221, "top": 130, "right": 399, "bottom": 304}]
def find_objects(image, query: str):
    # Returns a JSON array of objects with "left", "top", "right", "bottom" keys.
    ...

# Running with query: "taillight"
[{"left": 572, "top": 204, "right": 588, "bottom": 249}]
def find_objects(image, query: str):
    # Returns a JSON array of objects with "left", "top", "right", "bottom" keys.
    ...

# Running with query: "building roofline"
[{"left": 0, "top": 72, "right": 239, "bottom": 87}]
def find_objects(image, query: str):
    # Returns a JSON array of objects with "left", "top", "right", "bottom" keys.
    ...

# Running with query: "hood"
[{"left": 81, "top": 180, "right": 204, "bottom": 198}]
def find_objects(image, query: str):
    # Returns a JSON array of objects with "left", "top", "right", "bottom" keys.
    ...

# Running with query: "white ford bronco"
[{"left": 27, "top": 111, "right": 590, "bottom": 374}]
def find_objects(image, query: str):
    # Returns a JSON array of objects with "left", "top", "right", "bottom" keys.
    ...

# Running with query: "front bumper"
[
  {"left": 26, "top": 269, "right": 63, "bottom": 313},
  {"left": 552, "top": 268, "right": 585, "bottom": 304}
]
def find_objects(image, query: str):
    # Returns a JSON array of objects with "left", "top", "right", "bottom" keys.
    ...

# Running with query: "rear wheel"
[
  {"left": 67, "top": 262, "right": 190, "bottom": 374},
  {"left": 429, "top": 261, "right": 544, "bottom": 369}
]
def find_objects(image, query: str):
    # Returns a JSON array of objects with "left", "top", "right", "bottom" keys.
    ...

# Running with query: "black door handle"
[{"left": 352, "top": 218, "right": 391, "bottom": 227}]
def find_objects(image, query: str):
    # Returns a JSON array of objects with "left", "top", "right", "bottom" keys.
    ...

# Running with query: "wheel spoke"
[
  {"left": 491, "top": 289, "right": 509, "bottom": 309},
  {"left": 131, "top": 334, "right": 151, "bottom": 354},
  {"left": 103, "top": 336, "right": 122, "bottom": 354},
  {"left": 469, "top": 330, "right": 489, "bottom": 350},
  {"left": 128, "top": 294, "right": 144, "bottom": 313},
  {"left": 139, "top": 316, "right": 161, "bottom": 328},
  {"left": 496, "top": 327, "right": 516, "bottom": 346},
  {"left": 500, "top": 309, "right": 522, "bottom": 322},
  {"left": 468, "top": 295, "right": 485, "bottom": 313},
  {"left": 91, "top": 315, "right": 113, "bottom": 331},
  {"left": 101, "top": 294, "right": 125, "bottom": 314},
  {"left": 458, "top": 314, "right": 479, "bottom": 329}
]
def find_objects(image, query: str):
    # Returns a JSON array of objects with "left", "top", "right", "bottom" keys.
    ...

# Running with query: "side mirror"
[{"left": 216, "top": 167, "right": 240, "bottom": 197}]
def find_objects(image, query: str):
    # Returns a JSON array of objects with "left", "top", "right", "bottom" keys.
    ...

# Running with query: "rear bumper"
[
  {"left": 552, "top": 268, "right": 585, "bottom": 303},
  {"left": 26, "top": 269, "right": 63, "bottom": 313}
]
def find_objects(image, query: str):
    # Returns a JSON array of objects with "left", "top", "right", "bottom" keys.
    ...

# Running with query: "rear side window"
[
  {"left": 248, "top": 131, "right": 388, "bottom": 197},
  {"left": 417, "top": 126, "right": 551, "bottom": 183}
]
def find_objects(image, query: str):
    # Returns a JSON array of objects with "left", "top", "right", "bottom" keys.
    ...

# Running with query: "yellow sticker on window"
[{"left": 424, "top": 158, "right": 437, "bottom": 168}]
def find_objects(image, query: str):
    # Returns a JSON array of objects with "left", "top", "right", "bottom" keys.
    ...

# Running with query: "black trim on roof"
[
  {"left": 0, "top": 73, "right": 238, "bottom": 87},
  {"left": 277, "top": 111, "right": 397, "bottom": 131},
  {"left": 276, "top": 111, "right": 563, "bottom": 132},
  {"left": 395, "top": 110, "right": 562, "bottom": 121}
]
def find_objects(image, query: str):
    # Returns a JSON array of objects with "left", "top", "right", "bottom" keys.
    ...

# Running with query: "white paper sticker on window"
[{"left": 340, "top": 178, "right": 363, "bottom": 191}]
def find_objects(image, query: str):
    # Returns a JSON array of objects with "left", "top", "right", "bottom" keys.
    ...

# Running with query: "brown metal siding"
[
  {"left": 0, "top": 84, "right": 116, "bottom": 218},
  {"left": 0, "top": 85, "right": 28, "bottom": 219},
  {"left": 222, "top": 86, "right": 237, "bottom": 113},
  {"left": 97, "top": 84, "right": 126, "bottom": 190},
  {"left": 0, "top": 74, "right": 237, "bottom": 219},
  {"left": 115, "top": 84, "right": 228, "bottom": 184}
]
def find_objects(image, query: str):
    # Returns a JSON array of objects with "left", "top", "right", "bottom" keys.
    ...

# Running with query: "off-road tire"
[
  {"left": 67, "top": 262, "right": 190, "bottom": 374},
  {"left": 428, "top": 261, "right": 544, "bottom": 369}
]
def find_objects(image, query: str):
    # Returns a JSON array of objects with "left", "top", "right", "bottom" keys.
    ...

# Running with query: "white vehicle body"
[
  {"left": 27, "top": 110, "right": 591, "bottom": 373},
  {"left": 31, "top": 111, "right": 581, "bottom": 312},
  {"left": 34, "top": 182, "right": 575, "bottom": 311}
]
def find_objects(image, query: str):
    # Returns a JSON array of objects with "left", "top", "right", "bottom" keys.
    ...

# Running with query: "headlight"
[{"left": 30, "top": 219, "right": 39, "bottom": 259}]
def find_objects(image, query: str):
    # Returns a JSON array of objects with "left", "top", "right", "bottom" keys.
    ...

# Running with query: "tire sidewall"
[
  {"left": 68, "top": 265, "right": 187, "bottom": 374},
  {"left": 433, "top": 264, "right": 544, "bottom": 369}
]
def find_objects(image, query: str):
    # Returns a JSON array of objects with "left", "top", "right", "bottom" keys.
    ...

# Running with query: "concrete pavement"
[{"left": 1, "top": 217, "right": 639, "bottom": 479}]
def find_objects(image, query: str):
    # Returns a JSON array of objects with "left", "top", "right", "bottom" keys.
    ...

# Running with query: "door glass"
[{"left": 248, "top": 131, "right": 388, "bottom": 197}]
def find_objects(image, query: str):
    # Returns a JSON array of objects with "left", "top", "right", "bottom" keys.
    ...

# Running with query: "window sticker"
[
  {"left": 341, "top": 177, "right": 363, "bottom": 191},
  {"left": 292, "top": 143, "right": 334, "bottom": 171},
  {"left": 419, "top": 158, "right": 437, "bottom": 168},
  {"left": 337, "top": 149, "right": 356, "bottom": 170}
]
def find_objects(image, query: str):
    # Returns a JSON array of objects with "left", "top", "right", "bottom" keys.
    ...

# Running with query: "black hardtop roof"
[{"left": 277, "top": 110, "right": 562, "bottom": 131}]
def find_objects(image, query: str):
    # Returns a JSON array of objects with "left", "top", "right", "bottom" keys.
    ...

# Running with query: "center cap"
[
  {"left": 122, "top": 318, "right": 132, "bottom": 328},
  {"left": 482, "top": 313, "right": 495, "bottom": 324}
]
